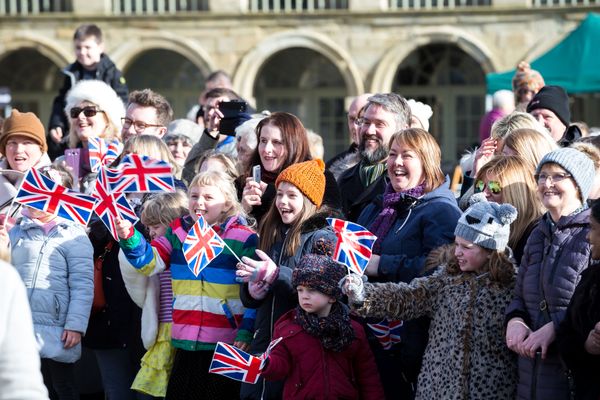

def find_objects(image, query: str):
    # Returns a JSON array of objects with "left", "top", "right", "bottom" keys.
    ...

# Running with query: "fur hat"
[
  {"left": 165, "top": 119, "right": 203, "bottom": 145},
  {"left": 407, "top": 99, "right": 433, "bottom": 131},
  {"left": 65, "top": 80, "right": 125, "bottom": 132},
  {"left": 512, "top": 61, "right": 545, "bottom": 95},
  {"left": 292, "top": 254, "right": 347, "bottom": 299},
  {"left": 536, "top": 147, "right": 595, "bottom": 202},
  {"left": 276, "top": 159, "right": 326, "bottom": 207},
  {"left": 526, "top": 85, "right": 571, "bottom": 127},
  {"left": 454, "top": 193, "right": 518, "bottom": 251},
  {"left": 0, "top": 109, "right": 47, "bottom": 154}
]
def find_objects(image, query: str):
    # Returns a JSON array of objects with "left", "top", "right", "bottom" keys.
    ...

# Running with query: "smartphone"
[
  {"left": 219, "top": 100, "right": 249, "bottom": 136},
  {"left": 252, "top": 165, "right": 261, "bottom": 183},
  {"left": 64, "top": 148, "right": 81, "bottom": 188},
  {"left": 219, "top": 100, "right": 248, "bottom": 118}
]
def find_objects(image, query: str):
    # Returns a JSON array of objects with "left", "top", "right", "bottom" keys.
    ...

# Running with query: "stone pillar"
[
  {"left": 72, "top": 0, "right": 112, "bottom": 15},
  {"left": 492, "top": 0, "right": 530, "bottom": 8},
  {"left": 210, "top": 0, "right": 245, "bottom": 13},
  {"left": 350, "top": 0, "right": 387, "bottom": 12}
]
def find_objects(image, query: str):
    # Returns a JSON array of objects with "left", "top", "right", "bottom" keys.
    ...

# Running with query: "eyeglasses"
[
  {"left": 70, "top": 106, "right": 103, "bottom": 119},
  {"left": 474, "top": 180, "right": 502, "bottom": 195},
  {"left": 356, "top": 118, "right": 387, "bottom": 129},
  {"left": 534, "top": 172, "right": 572, "bottom": 185},
  {"left": 121, "top": 117, "right": 163, "bottom": 133}
]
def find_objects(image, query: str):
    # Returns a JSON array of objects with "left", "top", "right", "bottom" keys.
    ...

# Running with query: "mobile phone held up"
[
  {"left": 64, "top": 148, "right": 81, "bottom": 188},
  {"left": 252, "top": 165, "right": 261, "bottom": 183},
  {"left": 218, "top": 100, "right": 248, "bottom": 136}
]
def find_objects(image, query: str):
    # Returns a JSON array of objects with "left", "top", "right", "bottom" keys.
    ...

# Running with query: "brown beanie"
[
  {"left": 0, "top": 109, "right": 47, "bottom": 154},
  {"left": 276, "top": 159, "right": 326, "bottom": 207},
  {"left": 512, "top": 61, "right": 545, "bottom": 95}
]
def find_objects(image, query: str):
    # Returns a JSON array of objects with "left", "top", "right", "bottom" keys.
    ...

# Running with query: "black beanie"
[
  {"left": 292, "top": 254, "right": 347, "bottom": 299},
  {"left": 526, "top": 85, "right": 571, "bottom": 127}
]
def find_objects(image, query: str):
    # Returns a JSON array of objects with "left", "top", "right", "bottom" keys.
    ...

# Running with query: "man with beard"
[{"left": 337, "top": 93, "right": 411, "bottom": 222}]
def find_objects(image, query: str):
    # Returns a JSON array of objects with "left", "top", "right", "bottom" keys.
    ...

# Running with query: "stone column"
[
  {"left": 210, "top": 0, "right": 245, "bottom": 13},
  {"left": 72, "top": 0, "right": 112, "bottom": 15}
]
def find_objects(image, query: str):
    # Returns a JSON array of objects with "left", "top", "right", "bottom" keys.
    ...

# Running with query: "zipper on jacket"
[
  {"left": 530, "top": 354, "right": 539, "bottom": 400},
  {"left": 28, "top": 228, "right": 62, "bottom": 301}
]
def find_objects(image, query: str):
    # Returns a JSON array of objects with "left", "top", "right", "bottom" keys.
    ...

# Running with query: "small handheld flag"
[
  {"left": 367, "top": 319, "right": 403, "bottom": 350},
  {"left": 107, "top": 153, "right": 174, "bottom": 193},
  {"left": 208, "top": 342, "right": 263, "bottom": 384},
  {"left": 88, "top": 137, "right": 123, "bottom": 172},
  {"left": 91, "top": 167, "right": 138, "bottom": 241},
  {"left": 326, "top": 218, "right": 376, "bottom": 276},
  {"left": 182, "top": 214, "right": 225, "bottom": 276},
  {"left": 15, "top": 168, "right": 97, "bottom": 226},
  {"left": 209, "top": 338, "right": 282, "bottom": 383}
]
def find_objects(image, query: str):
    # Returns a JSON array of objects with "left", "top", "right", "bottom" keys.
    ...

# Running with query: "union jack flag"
[
  {"left": 367, "top": 319, "right": 404, "bottom": 350},
  {"left": 326, "top": 218, "right": 377, "bottom": 276},
  {"left": 259, "top": 337, "right": 283, "bottom": 368},
  {"left": 91, "top": 167, "right": 138, "bottom": 241},
  {"left": 182, "top": 214, "right": 225, "bottom": 277},
  {"left": 209, "top": 342, "right": 263, "bottom": 384},
  {"left": 106, "top": 154, "right": 174, "bottom": 193},
  {"left": 88, "top": 137, "right": 123, "bottom": 172},
  {"left": 14, "top": 168, "right": 97, "bottom": 226}
]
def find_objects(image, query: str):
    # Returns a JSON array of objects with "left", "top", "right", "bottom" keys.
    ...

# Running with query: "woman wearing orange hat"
[{"left": 0, "top": 109, "right": 51, "bottom": 220}]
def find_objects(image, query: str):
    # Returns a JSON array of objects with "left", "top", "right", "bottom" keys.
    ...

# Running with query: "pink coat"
[{"left": 262, "top": 309, "right": 385, "bottom": 400}]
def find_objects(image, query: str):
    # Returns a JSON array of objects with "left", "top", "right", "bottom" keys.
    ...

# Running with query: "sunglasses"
[
  {"left": 474, "top": 180, "right": 502, "bottom": 195},
  {"left": 70, "top": 106, "right": 103, "bottom": 119}
]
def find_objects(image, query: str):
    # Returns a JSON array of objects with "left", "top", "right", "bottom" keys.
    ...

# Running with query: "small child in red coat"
[{"left": 261, "top": 254, "right": 384, "bottom": 400}]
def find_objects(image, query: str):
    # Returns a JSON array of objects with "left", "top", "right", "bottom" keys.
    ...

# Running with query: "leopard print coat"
[{"left": 353, "top": 265, "right": 518, "bottom": 400}]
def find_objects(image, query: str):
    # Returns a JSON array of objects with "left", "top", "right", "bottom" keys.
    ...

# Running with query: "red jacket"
[{"left": 261, "top": 309, "right": 385, "bottom": 400}]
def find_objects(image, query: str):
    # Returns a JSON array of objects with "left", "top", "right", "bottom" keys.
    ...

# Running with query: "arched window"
[
  {"left": 393, "top": 43, "right": 485, "bottom": 164},
  {"left": 124, "top": 49, "right": 205, "bottom": 118},
  {"left": 254, "top": 47, "right": 348, "bottom": 159}
]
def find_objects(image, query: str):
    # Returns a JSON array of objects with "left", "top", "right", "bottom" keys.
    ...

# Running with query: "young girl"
[
  {"left": 3, "top": 165, "right": 94, "bottom": 399},
  {"left": 236, "top": 158, "right": 339, "bottom": 400},
  {"left": 115, "top": 170, "right": 258, "bottom": 399},
  {"left": 118, "top": 191, "right": 188, "bottom": 398},
  {"left": 261, "top": 253, "right": 385, "bottom": 399},
  {"left": 344, "top": 194, "right": 519, "bottom": 399}
]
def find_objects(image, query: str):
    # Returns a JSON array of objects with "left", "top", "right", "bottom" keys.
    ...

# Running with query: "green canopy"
[{"left": 486, "top": 13, "right": 600, "bottom": 94}]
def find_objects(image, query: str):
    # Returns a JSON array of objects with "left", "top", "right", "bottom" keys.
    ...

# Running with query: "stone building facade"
[{"left": 0, "top": 0, "right": 598, "bottom": 162}]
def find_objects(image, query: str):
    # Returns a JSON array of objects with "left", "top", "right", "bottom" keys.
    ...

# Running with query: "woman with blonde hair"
[
  {"left": 501, "top": 128, "right": 558, "bottom": 171},
  {"left": 474, "top": 155, "right": 544, "bottom": 263}
]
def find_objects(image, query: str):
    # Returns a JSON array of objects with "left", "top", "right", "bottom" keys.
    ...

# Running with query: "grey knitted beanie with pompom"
[{"left": 454, "top": 193, "right": 518, "bottom": 251}]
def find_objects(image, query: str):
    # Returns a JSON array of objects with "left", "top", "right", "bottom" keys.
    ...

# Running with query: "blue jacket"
[
  {"left": 357, "top": 179, "right": 462, "bottom": 283},
  {"left": 9, "top": 216, "right": 94, "bottom": 363}
]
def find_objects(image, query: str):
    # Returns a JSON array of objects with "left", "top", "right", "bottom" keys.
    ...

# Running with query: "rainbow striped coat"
[{"left": 120, "top": 215, "right": 257, "bottom": 351}]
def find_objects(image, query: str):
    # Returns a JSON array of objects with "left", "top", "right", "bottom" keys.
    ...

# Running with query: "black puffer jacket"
[
  {"left": 48, "top": 54, "right": 128, "bottom": 159},
  {"left": 506, "top": 209, "right": 591, "bottom": 400}
]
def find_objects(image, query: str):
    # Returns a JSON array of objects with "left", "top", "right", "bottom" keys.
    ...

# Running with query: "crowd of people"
[{"left": 0, "top": 23, "right": 599, "bottom": 400}]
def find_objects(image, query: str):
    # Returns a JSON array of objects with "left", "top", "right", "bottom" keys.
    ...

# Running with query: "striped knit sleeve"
[{"left": 119, "top": 228, "right": 169, "bottom": 276}]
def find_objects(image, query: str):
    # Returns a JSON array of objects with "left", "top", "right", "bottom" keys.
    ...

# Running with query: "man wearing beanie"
[
  {"left": 261, "top": 253, "right": 385, "bottom": 400},
  {"left": 527, "top": 85, "right": 581, "bottom": 146},
  {"left": 0, "top": 109, "right": 51, "bottom": 217}
]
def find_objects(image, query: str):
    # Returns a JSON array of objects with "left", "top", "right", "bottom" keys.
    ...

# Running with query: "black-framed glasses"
[
  {"left": 474, "top": 179, "right": 502, "bottom": 195},
  {"left": 70, "top": 106, "right": 103, "bottom": 119},
  {"left": 534, "top": 172, "right": 572, "bottom": 185},
  {"left": 121, "top": 117, "right": 163, "bottom": 132}
]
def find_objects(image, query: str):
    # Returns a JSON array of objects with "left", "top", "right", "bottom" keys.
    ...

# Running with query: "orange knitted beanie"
[{"left": 275, "top": 159, "right": 326, "bottom": 207}]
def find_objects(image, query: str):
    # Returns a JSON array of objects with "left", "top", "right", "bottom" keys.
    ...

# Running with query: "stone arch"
[
  {"left": 370, "top": 27, "right": 496, "bottom": 93},
  {"left": 233, "top": 30, "right": 364, "bottom": 102},
  {"left": 0, "top": 32, "right": 70, "bottom": 67},
  {"left": 110, "top": 33, "right": 215, "bottom": 76}
]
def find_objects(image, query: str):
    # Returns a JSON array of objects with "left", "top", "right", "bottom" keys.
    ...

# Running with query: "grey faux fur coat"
[{"left": 352, "top": 266, "right": 518, "bottom": 400}]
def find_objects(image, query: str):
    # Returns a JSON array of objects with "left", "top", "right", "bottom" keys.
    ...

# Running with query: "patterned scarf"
[
  {"left": 359, "top": 160, "right": 386, "bottom": 187},
  {"left": 295, "top": 302, "right": 355, "bottom": 352},
  {"left": 370, "top": 182, "right": 426, "bottom": 254}
]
